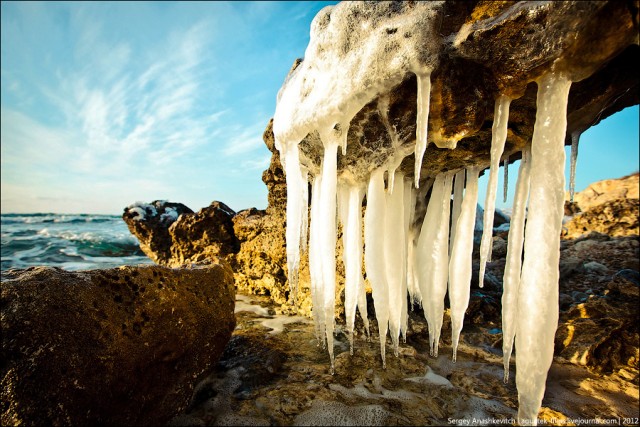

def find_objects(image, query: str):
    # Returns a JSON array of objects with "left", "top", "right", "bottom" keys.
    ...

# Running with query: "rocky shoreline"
[{"left": 2, "top": 0, "right": 638, "bottom": 424}]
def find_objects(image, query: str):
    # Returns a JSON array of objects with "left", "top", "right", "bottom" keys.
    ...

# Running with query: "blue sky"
[{"left": 1, "top": 1, "right": 638, "bottom": 215}]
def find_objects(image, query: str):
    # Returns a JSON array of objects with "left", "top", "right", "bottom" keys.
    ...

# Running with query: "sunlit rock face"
[{"left": 270, "top": 1, "right": 638, "bottom": 425}]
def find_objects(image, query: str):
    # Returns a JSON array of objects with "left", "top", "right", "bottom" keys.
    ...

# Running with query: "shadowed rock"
[{"left": 1, "top": 264, "right": 235, "bottom": 426}]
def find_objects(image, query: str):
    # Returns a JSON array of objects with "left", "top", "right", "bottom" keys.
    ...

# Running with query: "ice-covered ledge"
[
  {"left": 275, "top": 1, "right": 637, "bottom": 183},
  {"left": 271, "top": 1, "right": 638, "bottom": 425}
]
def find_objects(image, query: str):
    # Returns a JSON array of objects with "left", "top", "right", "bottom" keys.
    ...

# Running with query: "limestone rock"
[
  {"left": 563, "top": 198, "right": 639, "bottom": 239},
  {"left": 554, "top": 275, "right": 639, "bottom": 374},
  {"left": 122, "top": 200, "right": 193, "bottom": 265},
  {"left": 1, "top": 264, "right": 235, "bottom": 426},
  {"left": 169, "top": 201, "right": 239, "bottom": 266},
  {"left": 123, "top": 201, "right": 239, "bottom": 268},
  {"left": 568, "top": 173, "right": 639, "bottom": 212}
]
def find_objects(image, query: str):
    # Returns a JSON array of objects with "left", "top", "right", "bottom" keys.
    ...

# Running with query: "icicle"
[
  {"left": 401, "top": 179, "right": 416, "bottom": 341},
  {"left": 516, "top": 72, "right": 571, "bottom": 426},
  {"left": 479, "top": 95, "right": 511, "bottom": 288},
  {"left": 316, "top": 131, "right": 339, "bottom": 374},
  {"left": 384, "top": 171, "right": 406, "bottom": 356},
  {"left": 502, "top": 146, "right": 531, "bottom": 383},
  {"left": 414, "top": 72, "right": 432, "bottom": 188},
  {"left": 338, "top": 182, "right": 366, "bottom": 355},
  {"left": 503, "top": 155, "right": 509, "bottom": 204},
  {"left": 300, "top": 167, "right": 309, "bottom": 254},
  {"left": 309, "top": 175, "right": 325, "bottom": 347},
  {"left": 450, "top": 169, "right": 466, "bottom": 254},
  {"left": 569, "top": 131, "right": 580, "bottom": 202},
  {"left": 417, "top": 172, "right": 453, "bottom": 357},
  {"left": 364, "top": 168, "right": 390, "bottom": 368},
  {"left": 448, "top": 167, "right": 479, "bottom": 362},
  {"left": 282, "top": 142, "right": 307, "bottom": 304}
]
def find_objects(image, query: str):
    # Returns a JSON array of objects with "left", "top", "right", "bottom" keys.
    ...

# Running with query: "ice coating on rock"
[
  {"left": 364, "top": 168, "right": 390, "bottom": 368},
  {"left": 479, "top": 95, "right": 511, "bottom": 288},
  {"left": 417, "top": 173, "right": 454, "bottom": 357},
  {"left": 516, "top": 72, "right": 571, "bottom": 426},
  {"left": 273, "top": 2, "right": 441, "bottom": 146},
  {"left": 569, "top": 131, "right": 580, "bottom": 203},
  {"left": 448, "top": 167, "right": 479, "bottom": 362},
  {"left": 501, "top": 146, "right": 531, "bottom": 382}
]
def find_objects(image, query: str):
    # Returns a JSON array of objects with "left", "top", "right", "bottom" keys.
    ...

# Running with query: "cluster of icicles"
[{"left": 275, "top": 71, "right": 575, "bottom": 425}]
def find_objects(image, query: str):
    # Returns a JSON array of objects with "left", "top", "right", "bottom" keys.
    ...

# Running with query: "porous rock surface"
[{"left": 1, "top": 264, "right": 235, "bottom": 426}]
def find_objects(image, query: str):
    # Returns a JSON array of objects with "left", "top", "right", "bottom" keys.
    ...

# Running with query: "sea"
[{"left": 1, "top": 213, "right": 153, "bottom": 273}]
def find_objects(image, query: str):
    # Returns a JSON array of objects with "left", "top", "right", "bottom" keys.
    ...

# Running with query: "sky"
[{"left": 1, "top": 1, "right": 638, "bottom": 215}]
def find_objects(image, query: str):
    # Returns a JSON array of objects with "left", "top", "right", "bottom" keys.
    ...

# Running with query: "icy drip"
[
  {"left": 282, "top": 142, "right": 307, "bottom": 303},
  {"left": 401, "top": 178, "right": 416, "bottom": 342},
  {"left": 384, "top": 171, "right": 407, "bottom": 356},
  {"left": 447, "top": 167, "right": 479, "bottom": 362},
  {"left": 364, "top": 168, "right": 390, "bottom": 368},
  {"left": 450, "top": 169, "right": 466, "bottom": 255},
  {"left": 414, "top": 72, "right": 432, "bottom": 188},
  {"left": 338, "top": 182, "right": 366, "bottom": 354},
  {"left": 502, "top": 146, "right": 531, "bottom": 383},
  {"left": 479, "top": 95, "right": 511, "bottom": 288},
  {"left": 516, "top": 72, "right": 571, "bottom": 426},
  {"left": 417, "top": 172, "right": 454, "bottom": 357},
  {"left": 300, "top": 167, "right": 309, "bottom": 254},
  {"left": 503, "top": 155, "right": 509, "bottom": 203},
  {"left": 309, "top": 175, "right": 326, "bottom": 346},
  {"left": 569, "top": 131, "right": 580, "bottom": 202},
  {"left": 317, "top": 134, "right": 339, "bottom": 374},
  {"left": 378, "top": 94, "right": 402, "bottom": 194}
]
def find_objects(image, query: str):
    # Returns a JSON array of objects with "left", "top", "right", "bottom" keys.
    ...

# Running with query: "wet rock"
[{"left": 1, "top": 264, "right": 235, "bottom": 426}]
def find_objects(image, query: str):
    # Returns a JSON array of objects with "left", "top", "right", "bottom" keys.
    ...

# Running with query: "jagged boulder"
[
  {"left": 555, "top": 274, "right": 639, "bottom": 374},
  {"left": 569, "top": 173, "right": 639, "bottom": 212},
  {"left": 122, "top": 200, "right": 193, "bottom": 265},
  {"left": 1, "top": 264, "right": 235, "bottom": 426},
  {"left": 123, "top": 201, "right": 239, "bottom": 268},
  {"left": 563, "top": 198, "right": 640, "bottom": 239}
]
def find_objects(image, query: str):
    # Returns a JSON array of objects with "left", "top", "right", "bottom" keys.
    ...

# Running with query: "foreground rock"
[{"left": 1, "top": 264, "right": 235, "bottom": 426}]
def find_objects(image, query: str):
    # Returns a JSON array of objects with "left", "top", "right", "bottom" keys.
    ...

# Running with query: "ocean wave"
[{"left": 1, "top": 213, "right": 152, "bottom": 272}]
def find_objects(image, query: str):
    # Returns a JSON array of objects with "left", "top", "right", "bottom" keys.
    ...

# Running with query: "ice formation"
[
  {"left": 569, "top": 131, "right": 581, "bottom": 202},
  {"left": 479, "top": 96, "right": 511, "bottom": 288},
  {"left": 272, "top": 2, "right": 573, "bottom": 425},
  {"left": 448, "top": 167, "right": 480, "bottom": 362},
  {"left": 503, "top": 156, "right": 509, "bottom": 204},
  {"left": 515, "top": 72, "right": 571, "bottom": 425}
]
